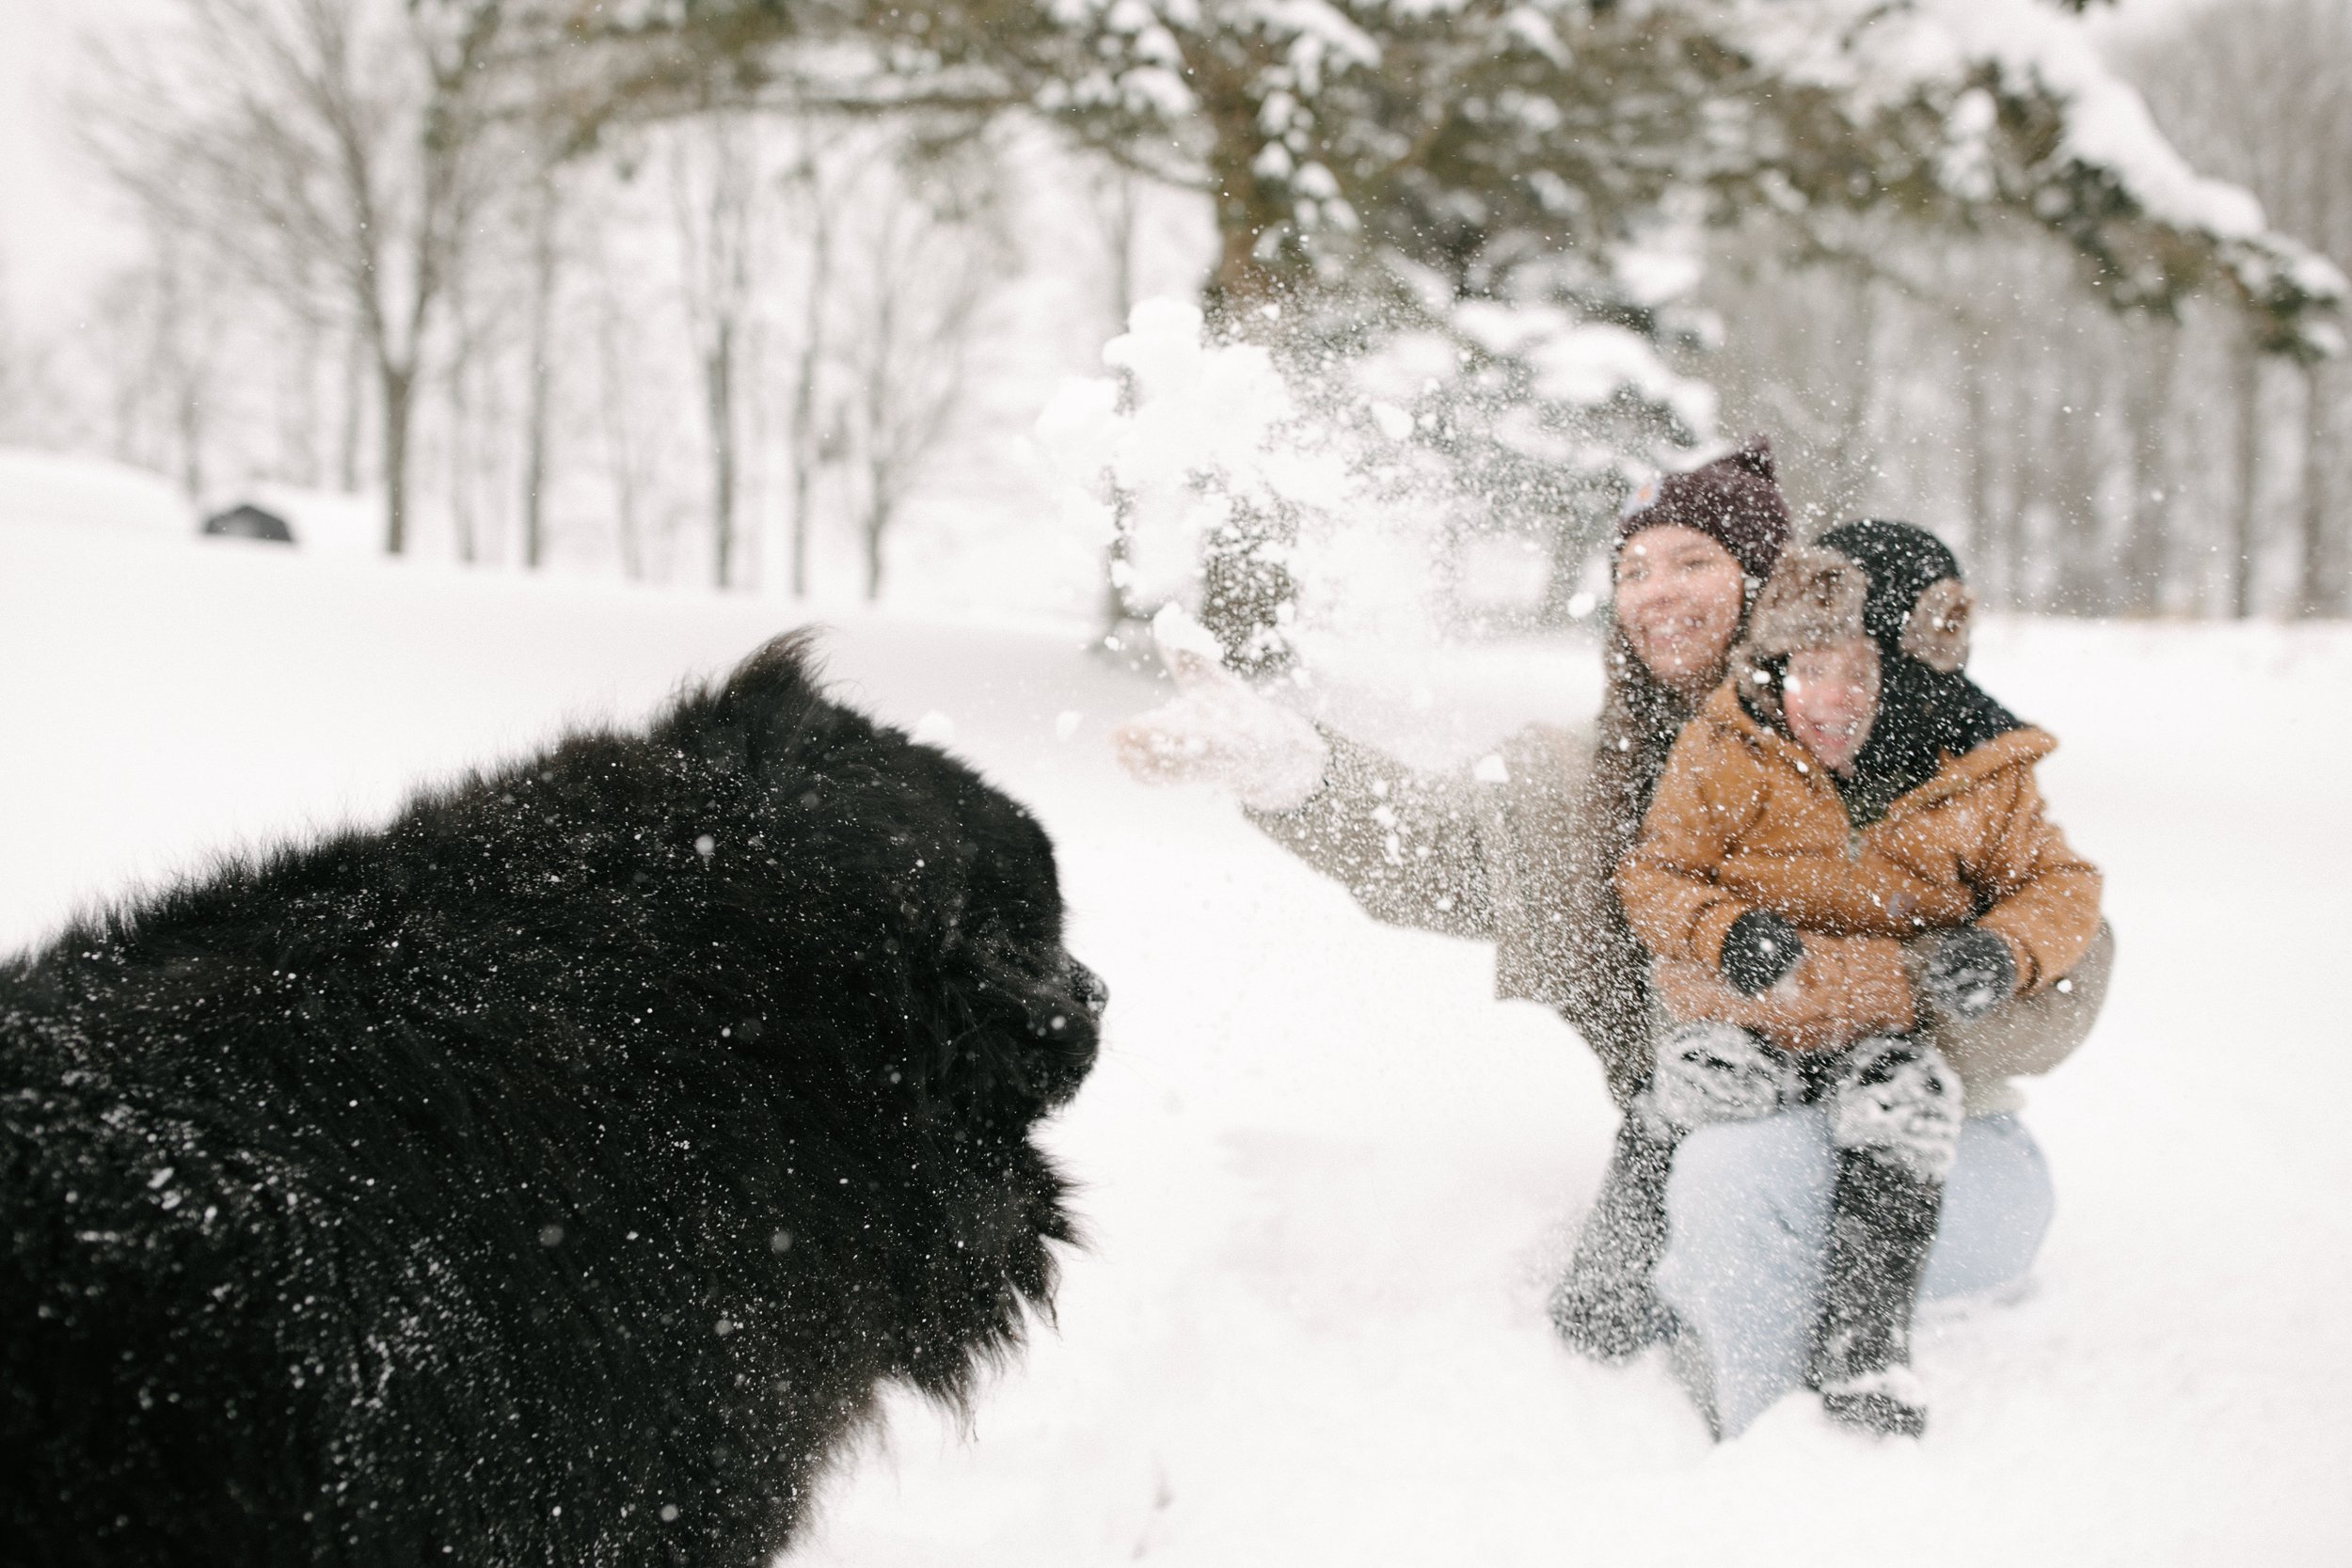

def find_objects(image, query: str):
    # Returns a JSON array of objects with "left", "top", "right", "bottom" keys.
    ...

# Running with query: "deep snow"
[{"left": 4, "top": 518, "right": 2348, "bottom": 1565}]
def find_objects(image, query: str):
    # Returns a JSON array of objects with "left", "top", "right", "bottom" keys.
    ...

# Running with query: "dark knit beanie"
[
  {"left": 1815, "top": 519, "right": 1970, "bottom": 673},
  {"left": 1615, "top": 436, "right": 1793, "bottom": 581}
]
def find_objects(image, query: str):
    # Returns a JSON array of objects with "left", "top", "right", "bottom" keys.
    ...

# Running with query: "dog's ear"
[{"left": 715, "top": 631, "right": 828, "bottom": 732}]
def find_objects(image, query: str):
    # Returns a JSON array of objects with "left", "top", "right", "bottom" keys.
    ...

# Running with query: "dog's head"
[
  {"left": 653, "top": 632, "right": 1104, "bottom": 1132},
  {"left": 622, "top": 633, "right": 1104, "bottom": 1404}
]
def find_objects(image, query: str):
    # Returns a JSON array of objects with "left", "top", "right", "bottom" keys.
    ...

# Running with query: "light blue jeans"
[{"left": 1652, "top": 1108, "right": 2054, "bottom": 1437}]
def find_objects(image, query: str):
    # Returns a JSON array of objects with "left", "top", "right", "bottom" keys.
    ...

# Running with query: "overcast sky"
[
  {"left": 1, "top": 0, "right": 137, "bottom": 322},
  {"left": 0, "top": 0, "right": 2214, "bottom": 325}
]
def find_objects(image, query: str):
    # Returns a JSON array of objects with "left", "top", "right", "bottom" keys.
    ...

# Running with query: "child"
[{"left": 1610, "top": 520, "right": 2103, "bottom": 1436}]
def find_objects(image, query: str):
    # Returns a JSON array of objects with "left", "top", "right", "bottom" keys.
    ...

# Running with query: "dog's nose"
[{"left": 1067, "top": 959, "right": 1108, "bottom": 1022}]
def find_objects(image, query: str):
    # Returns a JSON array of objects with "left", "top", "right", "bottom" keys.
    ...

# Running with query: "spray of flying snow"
[
  {"left": 1036, "top": 296, "right": 1428, "bottom": 652},
  {"left": 1036, "top": 294, "right": 1713, "bottom": 662}
]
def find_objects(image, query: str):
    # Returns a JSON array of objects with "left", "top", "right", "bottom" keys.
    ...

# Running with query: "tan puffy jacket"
[{"left": 1617, "top": 682, "right": 2104, "bottom": 1057}]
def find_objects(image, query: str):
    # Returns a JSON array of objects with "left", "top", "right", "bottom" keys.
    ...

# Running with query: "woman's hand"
[
  {"left": 1916, "top": 926, "right": 2018, "bottom": 1021},
  {"left": 1110, "top": 606, "right": 1330, "bottom": 812}
]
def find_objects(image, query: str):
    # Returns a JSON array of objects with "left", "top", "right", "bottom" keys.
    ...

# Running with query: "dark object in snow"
[
  {"left": 1809, "top": 1148, "right": 1943, "bottom": 1439},
  {"left": 199, "top": 501, "right": 295, "bottom": 543},
  {"left": 1804, "top": 1038, "right": 1954, "bottom": 1441},
  {"left": 1548, "top": 1114, "right": 1677, "bottom": 1361},
  {"left": 1718, "top": 907, "right": 1804, "bottom": 997},
  {"left": 1917, "top": 925, "right": 2018, "bottom": 1022},
  {"left": 0, "top": 631, "right": 1103, "bottom": 1567}
]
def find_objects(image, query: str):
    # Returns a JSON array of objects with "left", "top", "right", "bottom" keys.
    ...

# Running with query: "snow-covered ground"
[{"left": 5, "top": 517, "right": 2349, "bottom": 1565}]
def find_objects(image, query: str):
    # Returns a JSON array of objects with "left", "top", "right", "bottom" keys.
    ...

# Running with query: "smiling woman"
[{"left": 1612, "top": 525, "right": 1751, "bottom": 697}]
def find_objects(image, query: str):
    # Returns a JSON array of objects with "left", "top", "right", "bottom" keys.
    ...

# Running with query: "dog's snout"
[{"left": 1067, "top": 959, "right": 1108, "bottom": 1022}]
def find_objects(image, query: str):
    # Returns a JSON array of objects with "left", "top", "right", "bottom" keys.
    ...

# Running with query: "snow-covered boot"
[
  {"left": 1549, "top": 1114, "right": 1678, "bottom": 1360},
  {"left": 1808, "top": 1148, "right": 1943, "bottom": 1437}
]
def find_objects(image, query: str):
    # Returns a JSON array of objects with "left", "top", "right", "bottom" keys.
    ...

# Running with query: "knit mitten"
[
  {"left": 1647, "top": 1022, "right": 1802, "bottom": 1134},
  {"left": 1918, "top": 926, "right": 2016, "bottom": 1022},
  {"left": 1110, "top": 606, "right": 1329, "bottom": 812},
  {"left": 1719, "top": 908, "right": 1804, "bottom": 996}
]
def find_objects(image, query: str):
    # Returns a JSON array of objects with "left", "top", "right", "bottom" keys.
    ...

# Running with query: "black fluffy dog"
[{"left": 0, "top": 633, "right": 1103, "bottom": 1567}]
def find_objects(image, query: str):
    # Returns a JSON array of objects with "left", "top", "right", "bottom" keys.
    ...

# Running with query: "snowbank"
[
  {"left": 0, "top": 447, "right": 194, "bottom": 538},
  {"left": 239, "top": 481, "right": 388, "bottom": 556},
  {"left": 3, "top": 524, "right": 2346, "bottom": 1565}
]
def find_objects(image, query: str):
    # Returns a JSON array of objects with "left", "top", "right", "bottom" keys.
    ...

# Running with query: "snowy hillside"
[{"left": 4, "top": 518, "right": 2348, "bottom": 1564}]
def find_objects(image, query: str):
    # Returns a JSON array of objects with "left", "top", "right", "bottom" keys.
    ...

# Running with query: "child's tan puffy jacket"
[{"left": 1617, "top": 682, "right": 2103, "bottom": 1054}]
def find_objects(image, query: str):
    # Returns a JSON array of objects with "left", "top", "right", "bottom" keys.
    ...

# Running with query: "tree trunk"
[
  {"left": 1178, "top": 31, "right": 1309, "bottom": 665},
  {"left": 522, "top": 175, "right": 560, "bottom": 571},
  {"left": 446, "top": 289, "right": 478, "bottom": 565},
  {"left": 340, "top": 333, "right": 366, "bottom": 495},
  {"left": 380, "top": 359, "right": 416, "bottom": 556},
  {"left": 2051, "top": 356, "right": 2105, "bottom": 615},
  {"left": 2005, "top": 358, "right": 2042, "bottom": 613},
  {"left": 1101, "top": 167, "right": 1137, "bottom": 336},
  {"left": 1184, "top": 33, "right": 1298, "bottom": 314},
  {"left": 787, "top": 160, "right": 833, "bottom": 600},
  {"left": 862, "top": 479, "right": 888, "bottom": 601},
  {"left": 707, "top": 321, "right": 737, "bottom": 590},
  {"left": 2296, "top": 360, "right": 2333, "bottom": 617},
  {"left": 2119, "top": 320, "right": 2173, "bottom": 615},
  {"left": 595, "top": 296, "right": 644, "bottom": 582},
  {"left": 289, "top": 312, "right": 323, "bottom": 488},
  {"left": 1963, "top": 331, "right": 1994, "bottom": 588},
  {"left": 856, "top": 233, "right": 898, "bottom": 604},
  {"left": 1828, "top": 282, "right": 1881, "bottom": 518},
  {"left": 173, "top": 368, "right": 206, "bottom": 507},
  {"left": 2232, "top": 345, "right": 2263, "bottom": 619}
]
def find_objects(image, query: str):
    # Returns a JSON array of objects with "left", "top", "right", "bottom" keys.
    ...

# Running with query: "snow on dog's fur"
[{"left": 0, "top": 632, "right": 1103, "bottom": 1567}]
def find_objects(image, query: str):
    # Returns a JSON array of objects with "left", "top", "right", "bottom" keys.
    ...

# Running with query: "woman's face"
[
  {"left": 1782, "top": 638, "right": 1882, "bottom": 776},
  {"left": 1613, "top": 525, "right": 1747, "bottom": 690}
]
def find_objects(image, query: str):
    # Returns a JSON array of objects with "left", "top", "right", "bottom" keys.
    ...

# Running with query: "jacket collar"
[{"left": 1697, "top": 680, "right": 2055, "bottom": 815}]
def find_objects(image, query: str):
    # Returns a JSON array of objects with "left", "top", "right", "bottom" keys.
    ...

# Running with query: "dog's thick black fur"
[{"left": 0, "top": 634, "right": 1102, "bottom": 1567}]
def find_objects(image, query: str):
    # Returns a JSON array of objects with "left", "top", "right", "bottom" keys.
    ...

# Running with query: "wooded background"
[{"left": 1, "top": 0, "right": 2343, "bottom": 623}]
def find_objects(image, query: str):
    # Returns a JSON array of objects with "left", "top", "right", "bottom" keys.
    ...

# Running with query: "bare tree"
[
  {"left": 2299, "top": 360, "right": 2342, "bottom": 614},
  {"left": 779, "top": 128, "right": 860, "bottom": 599},
  {"left": 115, "top": 238, "right": 232, "bottom": 502},
  {"left": 669, "top": 111, "right": 759, "bottom": 590},
  {"left": 2117, "top": 317, "right": 2179, "bottom": 615},
  {"left": 2128, "top": 0, "right": 2352, "bottom": 616},
  {"left": 590, "top": 254, "right": 644, "bottom": 580},
  {"left": 443, "top": 260, "right": 487, "bottom": 562},
  {"left": 519, "top": 165, "right": 564, "bottom": 569},
  {"left": 833, "top": 135, "right": 1014, "bottom": 600},
  {"left": 2229, "top": 345, "right": 2266, "bottom": 619},
  {"left": 85, "top": 0, "right": 513, "bottom": 554}
]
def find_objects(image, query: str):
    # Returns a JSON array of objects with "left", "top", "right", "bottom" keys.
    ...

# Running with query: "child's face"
[{"left": 1782, "top": 639, "right": 1880, "bottom": 775}]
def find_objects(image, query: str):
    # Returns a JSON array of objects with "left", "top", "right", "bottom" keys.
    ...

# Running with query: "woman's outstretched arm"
[
  {"left": 1241, "top": 730, "right": 1495, "bottom": 941},
  {"left": 1111, "top": 607, "right": 1497, "bottom": 938}
]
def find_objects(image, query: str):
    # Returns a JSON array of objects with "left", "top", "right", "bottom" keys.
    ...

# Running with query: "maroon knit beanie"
[{"left": 1614, "top": 436, "right": 1792, "bottom": 581}]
